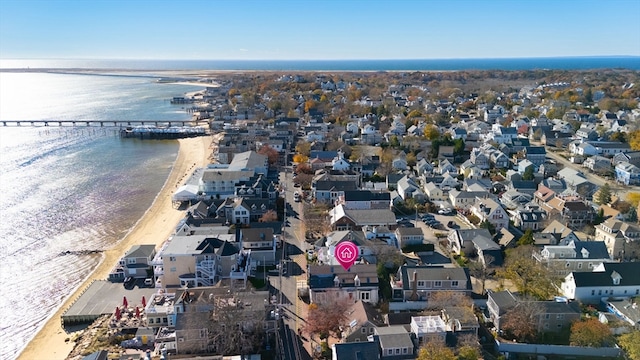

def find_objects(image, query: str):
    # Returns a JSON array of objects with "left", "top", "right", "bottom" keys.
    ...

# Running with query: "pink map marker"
[{"left": 335, "top": 241, "right": 359, "bottom": 270}]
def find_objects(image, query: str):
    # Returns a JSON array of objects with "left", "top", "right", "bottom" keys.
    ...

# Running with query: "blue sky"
[{"left": 1, "top": 0, "right": 639, "bottom": 60}]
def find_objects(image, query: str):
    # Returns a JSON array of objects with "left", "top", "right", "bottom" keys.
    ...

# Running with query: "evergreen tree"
[
  {"left": 596, "top": 183, "right": 612, "bottom": 205},
  {"left": 522, "top": 166, "right": 535, "bottom": 181},
  {"left": 517, "top": 228, "right": 534, "bottom": 246},
  {"left": 628, "top": 207, "right": 638, "bottom": 223},
  {"left": 593, "top": 208, "right": 605, "bottom": 225}
]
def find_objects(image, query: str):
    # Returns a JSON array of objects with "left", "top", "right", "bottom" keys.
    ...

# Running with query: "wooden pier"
[{"left": 0, "top": 119, "right": 206, "bottom": 127}]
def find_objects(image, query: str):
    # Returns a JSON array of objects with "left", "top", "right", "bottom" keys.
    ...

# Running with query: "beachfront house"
[
  {"left": 109, "top": 244, "right": 156, "bottom": 282},
  {"left": 157, "top": 233, "right": 250, "bottom": 289}
]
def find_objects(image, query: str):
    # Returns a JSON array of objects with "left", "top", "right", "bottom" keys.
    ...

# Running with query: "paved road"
[
  {"left": 270, "top": 168, "right": 314, "bottom": 358},
  {"left": 545, "top": 149, "right": 640, "bottom": 199}
]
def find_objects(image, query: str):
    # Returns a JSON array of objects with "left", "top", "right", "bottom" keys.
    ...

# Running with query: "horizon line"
[{"left": 2, "top": 55, "right": 640, "bottom": 62}]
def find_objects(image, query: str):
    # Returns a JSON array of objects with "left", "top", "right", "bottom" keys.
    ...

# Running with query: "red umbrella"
[
  {"left": 115, "top": 307, "right": 121, "bottom": 321},
  {"left": 123, "top": 296, "right": 128, "bottom": 308},
  {"left": 135, "top": 306, "right": 141, "bottom": 318},
  {"left": 141, "top": 295, "right": 146, "bottom": 307}
]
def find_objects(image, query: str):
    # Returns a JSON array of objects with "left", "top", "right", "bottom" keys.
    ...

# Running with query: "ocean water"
[
  {"left": 0, "top": 73, "right": 202, "bottom": 359},
  {"left": 1, "top": 56, "right": 640, "bottom": 71}
]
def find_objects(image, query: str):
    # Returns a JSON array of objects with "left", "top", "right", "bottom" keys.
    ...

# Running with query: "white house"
[
  {"left": 331, "top": 150, "right": 351, "bottom": 171},
  {"left": 470, "top": 198, "right": 508, "bottom": 230},
  {"left": 561, "top": 262, "right": 640, "bottom": 303}
]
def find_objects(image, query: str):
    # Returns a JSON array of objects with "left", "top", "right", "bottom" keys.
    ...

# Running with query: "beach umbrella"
[
  {"left": 115, "top": 307, "right": 121, "bottom": 321},
  {"left": 141, "top": 295, "right": 146, "bottom": 307},
  {"left": 135, "top": 306, "right": 141, "bottom": 318},
  {"left": 123, "top": 296, "right": 129, "bottom": 308}
]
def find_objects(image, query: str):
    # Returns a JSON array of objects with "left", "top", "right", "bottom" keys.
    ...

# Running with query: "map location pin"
[{"left": 335, "top": 241, "right": 359, "bottom": 270}]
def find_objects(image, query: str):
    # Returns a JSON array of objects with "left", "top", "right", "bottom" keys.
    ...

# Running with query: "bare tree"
[
  {"left": 304, "top": 296, "right": 352, "bottom": 339},
  {"left": 425, "top": 291, "right": 473, "bottom": 311},
  {"left": 259, "top": 209, "right": 278, "bottom": 222},
  {"left": 207, "top": 293, "right": 267, "bottom": 355},
  {"left": 468, "top": 255, "right": 494, "bottom": 295},
  {"left": 501, "top": 301, "right": 544, "bottom": 343}
]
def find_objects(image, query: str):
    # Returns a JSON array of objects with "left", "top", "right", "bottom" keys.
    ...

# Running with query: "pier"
[{"left": 1, "top": 119, "right": 205, "bottom": 127}]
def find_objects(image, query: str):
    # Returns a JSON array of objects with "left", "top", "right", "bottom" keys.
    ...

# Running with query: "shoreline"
[{"left": 17, "top": 135, "right": 211, "bottom": 360}]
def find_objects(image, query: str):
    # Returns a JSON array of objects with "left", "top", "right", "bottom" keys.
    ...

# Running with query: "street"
[
  {"left": 545, "top": 148, "right": 640, "bottom": 200},
  {"left": 269, "top": 168, "right": 314, "bottom": 359}
]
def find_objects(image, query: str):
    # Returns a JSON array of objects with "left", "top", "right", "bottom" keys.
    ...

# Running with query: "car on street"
[{"left": 293, "top": 183, "right": 301, "bottom": 188}]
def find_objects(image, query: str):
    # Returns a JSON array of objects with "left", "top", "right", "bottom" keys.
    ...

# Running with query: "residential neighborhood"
[{"left": 73, "top": 69, "right": 640, "bottom": 360}]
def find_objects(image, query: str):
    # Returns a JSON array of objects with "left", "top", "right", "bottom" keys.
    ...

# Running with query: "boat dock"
[{"left": 120, "top": 125, "right": 208, "bottom": 139}]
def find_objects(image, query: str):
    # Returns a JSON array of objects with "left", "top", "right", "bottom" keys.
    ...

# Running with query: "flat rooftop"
[{"left": 62, "top": 280, "right": 157, "bottom": 326}]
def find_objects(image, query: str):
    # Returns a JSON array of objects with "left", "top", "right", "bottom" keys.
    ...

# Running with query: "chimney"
[{"left": 410, "top": 270, "right": 419, "bottom": 301}]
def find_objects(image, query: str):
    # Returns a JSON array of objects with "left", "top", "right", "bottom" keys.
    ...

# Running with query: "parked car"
[{"left": 447, "top": 220, "right": 456, "bottom": 228}]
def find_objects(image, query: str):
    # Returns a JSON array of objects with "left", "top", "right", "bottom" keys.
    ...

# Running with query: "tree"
[
  {"left": 424, "top": 124, "right": 440, "bottom": 140},
  {"left": 501, "top": 301, "right": 543, "bottom": 343},
  {"left": 257, "top": 145, "right": 279, "bottom": 165},
  {"left": 295, "top": 141, "right": 311, "bottom": 157},
  {"left": 479, "top": 220, "right": 496, "bottom": 235},
  {"left": 453, "top": 138, "right": 465, "bottom": 156},
  {"left": 595, "top": 183, "right": 611, "bottom": 205},
  {"left": 406, "top": 152, "right": 417, "bottom": 167},
  {"left": 517, "top": 228, "right": 534, "bottom": 246},
  {"left": 593, "top": 208, "right": 605, "bottom": 225},
  {"left": 613, "top": 200, "right": 632, "bottom": 214},
  {"left": 259, "top": 209, "right": 278, "bottom": 222},
  {"left": 522, "top": 166, "right": 535, "bottom": 181},
  {"left": 293, "top": 154, "right": 308, "bottom": 164},
  {"left": 425, "top": 291, "right": 473, "bottom": 311},
  {"left": 206, "top": 292, "right": 266, "bottom": 355},
  {"left": 456, "top": 333, "right": 481, "bottom": 360},
  {"left": 630, "top": 130, "right": 640, "bottom": 151},
  {"left": 619, "top": 330, "right": 640, "bottom": 360},
  {"left": 628, "top": 206, "right": 638, "bottom": 223},
  {"left": 498, "top": 246, "right": 558, "bottom": 300},
  {"left": 626, "top": 192, "right": 640, "bottom": 207},
  {"left": 469, "top": 257, "right": 493, "bottom": 294},
  {"left": 304, "top": 297, "right": 352, "bottom": 339},
  {"left": 610, "top": 131, "right": 627, "bottom": 143},
  {"left": 569, "top": 318, "right": 614, "bottom": 347},
  {"left": 417, "top": 339, "right": 456, "bottom": 360}
]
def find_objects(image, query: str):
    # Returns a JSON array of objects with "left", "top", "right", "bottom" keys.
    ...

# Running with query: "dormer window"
[{"left": 611, "top": 271, "right": 622, "bottom": 285}]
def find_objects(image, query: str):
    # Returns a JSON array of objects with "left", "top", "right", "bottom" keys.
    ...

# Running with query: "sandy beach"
[{"left": 17, "top": 135, "right": 212, "bottom": 360}]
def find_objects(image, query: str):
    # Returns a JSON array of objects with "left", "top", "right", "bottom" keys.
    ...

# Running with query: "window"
[
  {"left": 388, "top": 349, "right": 393, "bottom": 355},
  {"left": 169, "top": 256, "right": 176, "bottom": 262},
  {"left": 417, "top": 280, "right": 426, "bottom": 288},
  {"left": 170, "top": 267, "right": 176, "bottom": 272},
  {"left": 361, "top": 328, "right": 367, "bottom": 334},
  {"left": 451, "top": 280, "right": 459, "bottom": 287},
  {"left": 557, "top": 314, "right": 564, "bottom": 320},
  {"left": 403, "top": 348, "right": 408, "bottom": 354},
  {"left": 592, "top": 290, "right": 595, "bottom": 295},
  {"left": 435, "top": 281, "right": 442, "bottom": 287},
  {"left": 545, "top": 314, "right": 550, "bottom": 319},
  {"left": 578, "top": 263, "right": 583, "bottom": 269},
  {"left": 361, "top": 292, "right": 370, "bottom": 301}
]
